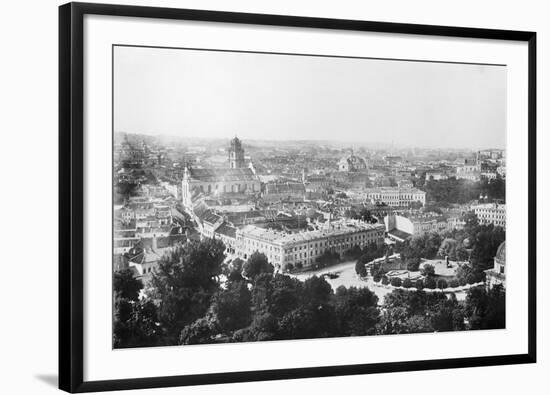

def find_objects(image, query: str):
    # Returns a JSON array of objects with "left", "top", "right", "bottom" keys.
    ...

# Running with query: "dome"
[{"left": 495, "top": 241, "right": 506, "bottom": 265}]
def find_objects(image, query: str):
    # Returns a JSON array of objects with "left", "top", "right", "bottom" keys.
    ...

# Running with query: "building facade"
[
  {"left": 471, "top": 203, "right": 506, "bottom": 228},
  {"left": 235, "top": 221, "right": 385, "bottom": 270},
  {"left": 228, "top": 136, "right": 245, "bottom": 169},
  {"left": 363, "top": 187, "right": 426, "bottom": 207}
]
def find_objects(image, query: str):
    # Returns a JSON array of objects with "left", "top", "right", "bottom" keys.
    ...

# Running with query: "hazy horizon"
[{"left": 114, "top": 46, "right": 507, "bottom": 150}]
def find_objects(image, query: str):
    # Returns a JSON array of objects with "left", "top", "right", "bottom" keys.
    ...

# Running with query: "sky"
[{"left": 114, "top": 45, "right": 506, "bottom": 149}]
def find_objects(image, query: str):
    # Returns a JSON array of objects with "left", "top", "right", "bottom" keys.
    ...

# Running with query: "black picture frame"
[{"left": 59, "top": 2, "right": 537, "bottom": 393}]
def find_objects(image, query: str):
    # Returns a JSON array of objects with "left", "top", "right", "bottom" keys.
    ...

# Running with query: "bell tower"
[{"left": 228, "top": 136, "right": 245, "bottom": 168}]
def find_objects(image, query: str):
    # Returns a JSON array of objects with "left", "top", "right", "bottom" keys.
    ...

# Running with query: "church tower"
[{"left": 228, "top": 136, "right": 245, "bottom": 168}]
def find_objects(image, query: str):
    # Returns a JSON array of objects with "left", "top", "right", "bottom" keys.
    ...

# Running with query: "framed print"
[{"left": 59, "top": 2, "right": 537, "bottom": 393}]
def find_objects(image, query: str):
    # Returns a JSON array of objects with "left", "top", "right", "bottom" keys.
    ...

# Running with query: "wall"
[{"left": 1, "top": 1, "right": 547, "bottom": 395}]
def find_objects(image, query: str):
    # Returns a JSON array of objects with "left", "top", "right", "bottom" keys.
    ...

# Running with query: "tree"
[
  {"left": 415, "top": 279, "right": 424, "bottom": 290},
  {"left": 226, "top": 257, "right": 245, "bottom": 283},
  {"left": 243, "top": 252, "right": 274, "bottom": 279},
  {"left": 381, "top": 276, "right": 389, "bottom": 285},
  {"left": 334, "top": 287, "right": 379, "bottom": 336},
  {"left": 421, "top": 264, "right": 435, "bottom": 277},
  {"left": 390, "top": 277, "right": 403, "bottom": 287},
  {"left": 425, "top": 277, "right": 437, "bottom": 289},
  {"left": 114, "top": 268, "right": 143, "bottom": 301},
  {"left": 212, "top": 281, "right": 252, "bottom": 332},
  {"left": 402, "top": 278, "right": 413, "bottom": 288},
  {"left": 148, "top": 239, "right": 226, "bottom": 343},
  {"left": 465, "top": 285, "right": 505, "bottom": 330},
  {"left": 437, "top": 279, "right": 448, "bottom": 289},
  {"left": 179, "top": 316, "right": 217, "bottom": 345},
  {"left": 438, "top": 238, "right": 458, "bottom": 261},
  {"left": 302, "top": 276, "right": 333, "bottom": 308},
  {"left": 316, "top": 250, "right": 340, "bottom": 268},
  {"left": 114, "top": 298, "right": 160, "bottom": 348},
  {"left": 355, "top": 261, "right": 367, "bottom": 277}
]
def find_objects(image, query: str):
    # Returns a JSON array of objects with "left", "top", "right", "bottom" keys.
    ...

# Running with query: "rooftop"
[
  {"left": 188, "top": 167, "right": 257, "bottom": 182},
  {"left": 239, "top": 220, "right": 384, "bottom": 246}
]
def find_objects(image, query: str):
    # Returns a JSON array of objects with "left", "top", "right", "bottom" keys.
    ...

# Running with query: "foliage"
[
  {"left": 398, "top": 233, "right": 442, "bottom": 266},
  {"left": 437, "top": 279, "right": 448, "bottom": 289},
  {"left": 179, "top": 315, "right": 217, "bottom": 345},
  {"left": 421, "top": 264, "right": 435, "bottom": 277},
  {"left": 147, "top": 239, "right": 225, "bottom": 343},
  {"left": 355, "top": 261, "right": 367, "bottom": 277},
  {"left": 114, "top": 268, "right": 143, "bottom": 301},
  {"left": 315, "top": 250, "right": 340, "bottom": 269},
  {"left": 212, "top": 281, "right": 252, "bottom": 332},
  {"left": 390, "top": 277, "right": 403, "bottom": 287},
  {"left": 243, "top": 252, "right": 274, "bottom": 279},
  {"left": 465, "top": 285, "right": 506, "bottom": 330},
  {"left": 114, "top": 298, "right": 160, "bottom": 348},
  {"left": 423, "top": 177, "right": 505, "bottom": 205},
  {"left": 424, "top": 277, "right": 437, "bottom": 289},
  {"left": 402, "top": 278, "right": 413, "bottom": 288}
]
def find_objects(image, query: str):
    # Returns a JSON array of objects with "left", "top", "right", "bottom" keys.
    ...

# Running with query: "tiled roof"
[{"left": 216, "top": 222, "right": 237, "bottom": 239}]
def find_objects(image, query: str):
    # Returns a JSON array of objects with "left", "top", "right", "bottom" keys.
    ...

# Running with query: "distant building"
[
  {"left": 471, "top": 203, "right": 506, "bottom": 228},
  {"left": 338, "top": 152, "right": 368, "bottom": 172},
  {"left": 263, "top": 181, "right": 306, "bottom": 202},
  {"left": 384, "top": 213, "right": 453, "bottom": 241},
  {"left": 363, "top": 187, "right": 426, "bottom": 207},
  {"left": 228, "top": 136, "right": 245, "bottom": 169},
  {"left": 182, "top": 138, "right": 261, "bottom": 207},
  {"left": 456, "top": 155, "right": 481, "bottom": 180},
  {"left": 485, "top": 241, "right": 506, "bottom": 289}
]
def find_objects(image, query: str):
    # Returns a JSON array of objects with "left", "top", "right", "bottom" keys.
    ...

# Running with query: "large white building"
[
  {"left": 363, "top": 187, "right": 426, "bottom": 207},
  {"left": 235, "top": 220, "right": 385, "bottom": 270},
  {"left": 384, "top": 213, "right": 459, "bottom": 241},
  {"left": 471, "top": 203, "right": 506, "bottom": 228}
]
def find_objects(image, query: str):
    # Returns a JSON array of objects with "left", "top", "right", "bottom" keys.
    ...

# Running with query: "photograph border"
[{"left": 59, "top": 2, "right": 537, "bottom": 393}]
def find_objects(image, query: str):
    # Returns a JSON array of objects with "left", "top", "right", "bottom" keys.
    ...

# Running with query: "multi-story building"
[
  {"left": 471, "top": 203, "right": 506, "bottom": 228},
  {"left": 363, "top": 187, "right": 426, "bottom": 207},
  {"left": 235, "top": 220, "right": 385, "bottom": 270},
  {"left": 263, "top": 181, "right": 306, "bottom": 202},
  {"left": 384, "top": 213, "right": 456, "bottom": 241}
]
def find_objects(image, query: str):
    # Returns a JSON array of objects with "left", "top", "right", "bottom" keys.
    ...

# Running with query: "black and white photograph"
[{"left": 113, "top": 45, "right": 507, "bottom": 348}]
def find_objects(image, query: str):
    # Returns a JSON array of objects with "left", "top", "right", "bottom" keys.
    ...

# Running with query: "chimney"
[{"left": 152, "top": 234, "right": 157, "bottom": 251}]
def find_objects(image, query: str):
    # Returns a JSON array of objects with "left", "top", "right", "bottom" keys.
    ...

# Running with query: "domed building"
[
  {"left": 338, "top": 151, "right": 368, "bottom": 172},
  {"left": 485, "top": 241, "right": 506, "bottom": 289}
]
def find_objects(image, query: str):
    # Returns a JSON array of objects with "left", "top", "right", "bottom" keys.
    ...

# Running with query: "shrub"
[
  {"left": 295, "top": 262, "right": 303, "bottom": 269},
  {"left": 421, "top": 264, "right": 436, "bottom": 277},
  {"left": 437, "top": 279, "right": 448, "bottom": 289},
  {"left": 402, "top": 278, "right": 413, "bottom": 288},
  {"left": 285, "top": 263, "right": 294, "bottom": 272},
  {"left": 390, "top": 277, "right": 402, "bottom": 287},
  {"left": 415, "top": 279, "right": 424, "bottom": 290},
  {"left": 459, "top": 277, "right": 467, "bottom": 286},
  {"left": 373, "top": 273, "right": 382, "bottom": 283},
  {"left": 381, "top": 276, "right": 389, "bottom": 285},
  {"left": 450, "top": 279, "right": 459, "bottom": 288},
  {"left": 425, "top": 277, "right": 437, "bottom": 289}
]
